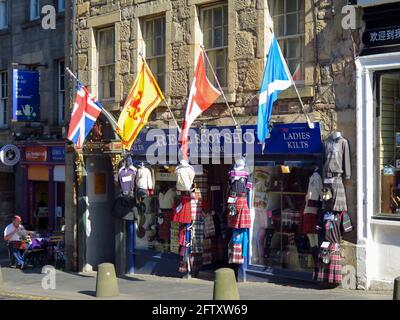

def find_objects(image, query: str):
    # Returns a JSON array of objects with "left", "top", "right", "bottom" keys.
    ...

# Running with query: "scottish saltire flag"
[
  {"left": 67, "top": 82, "right": 103, "bottom": 148},
  {"left": 257, "top": 34, "right": 292, "bottom": 144}
]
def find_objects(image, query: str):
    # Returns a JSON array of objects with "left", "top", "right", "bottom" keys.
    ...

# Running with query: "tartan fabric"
[
  {"left": 228, "top": 195, "right": 251, "bottom": 229},
  {"left": 315, "top": 243, "right": 342, "bottom": 284},
  {"left": 179, "top": 257, "right": 188, "bottom": 273},
  {"left": 190, "top": 253, "right": 203, "bottom": 274},
  {"left": 170, "top": 222, "right": 180, "bottom": 253},
  {"left": 173, "top": 195, "right": 192, "bottom": 224},
  {"left": 191, "top": 219, "right": 205, "bottom": 253},
  {"left": 178, "top": 225, "right": 187, "bottom": 246},
  {"left": 202, "top": 238, "right": 212, "bottom": 265},
  {"left": 228, "top": 243, "right": 244, "bottom": 264},
  {"left": 204, "top": 214, "right": 216, "bottom": 238},
  {"left": 341, "top": 211, "right": 353, "bottom": 233},
  {"left": 325, "top": 177, "right": 347, "bottom": 212},
  {"left": 281, "top": 209, "right": 302, "bottom": 227},
  {"left": 191, "top": 189, "right": 203, "bottom": 220},
  {"left": 302, "top": 213, "right": 318, "bottom": 234},
  {"left": 158, "top": 209, "right": 172, "bottom": 240}
]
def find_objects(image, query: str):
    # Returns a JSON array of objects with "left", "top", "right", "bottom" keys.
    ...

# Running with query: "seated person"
[{"left": 4, "top": 215, "right": 35, "bottom": 269}]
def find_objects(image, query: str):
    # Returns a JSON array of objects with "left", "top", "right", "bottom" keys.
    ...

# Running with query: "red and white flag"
[{"left": 180, "top": 52, "right": 221, "bottom": 160}]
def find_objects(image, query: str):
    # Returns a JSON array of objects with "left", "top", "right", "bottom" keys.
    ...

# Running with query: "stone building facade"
[
  {"left": 68, "top": 0, "right": 362, "bottom": 286},
  {"left": 0, "top": 0, "right": 66, "bottom": 248}
]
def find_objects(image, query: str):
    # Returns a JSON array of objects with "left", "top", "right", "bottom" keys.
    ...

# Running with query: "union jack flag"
[{"left": 67, "top": 82, "right": 103, "bottom": 148}]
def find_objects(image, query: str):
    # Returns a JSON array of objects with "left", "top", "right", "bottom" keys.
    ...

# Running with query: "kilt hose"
[
  {"left": 158, "top": 209, "right": 172, "bottom": 240},
  {"left": 315, "top": 243, "right": 342, "bottom": 284},
  {"left": 173, "top": 195, "right": 192, "bottom": 224},
  {"left": 228, "top": 194, "right": 251, "bottom": 229}
]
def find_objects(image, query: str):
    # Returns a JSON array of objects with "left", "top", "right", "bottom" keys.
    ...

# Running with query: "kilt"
[
  {"left": 315, "top": 243, "right": 342, "bottom": 284},
  {"left": 228, "top": 194, "right": 251, "bottom": 229},
  {"left": 158, "top": 209, "right": 172, "bottom": 240},
  {"left": 228, "top": 243, "right": 244, "bottom": 264},
  {"left": 173, "top": 195, "right": 192, "bottom": 224},
  {"left": 326, "top": 177, "right": 347, "bottom": 212},
  {"left": 302, "top": 213, "right": 318, "bottom": 234},
  {"left": 178, "top": 225, "right": 187, "bottom": 247}
]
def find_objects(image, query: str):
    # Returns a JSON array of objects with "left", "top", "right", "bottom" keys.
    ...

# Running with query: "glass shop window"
[
  {"left": 97, "top": 27, "right": 115, "bottom": 101},
  {"left": 377, "top": 71, "right": 400, "bottom": 216}
]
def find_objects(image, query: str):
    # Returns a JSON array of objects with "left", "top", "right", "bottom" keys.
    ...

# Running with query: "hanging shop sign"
[
  {"left": 25, "top": 146, "right": 47, "bottom": 162},
  {"left": 12, "top": 69, "right": 40, "bottom": 122},
  {"left": 262, "top": 122, "right": 323, "bottom": 154},
  {"left": 50, "top": 146, "right": 65, "bottom": 162},
  {"left": 363, "top": 26, "right": 400, "bottom": 47},
  {"left": 0, "top": 144, "right": 21, "bottom": 166},
  {"left": 130, "top": 122, "right": 322, "bottom": 158}
]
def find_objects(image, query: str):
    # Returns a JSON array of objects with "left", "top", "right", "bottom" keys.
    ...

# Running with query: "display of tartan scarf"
[
  {"left": 191, "top": 218, "right": 205, "bottom": 253},
  {"left": 204, "top": 214, "right": 216, "bottom": 238}
]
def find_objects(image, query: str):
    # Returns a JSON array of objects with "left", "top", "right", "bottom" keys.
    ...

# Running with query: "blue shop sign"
[
  {"left": 130, "top": 122, "right": 322, "bottom": 157},
  {"left": 261, "top": 122, "right": 323, "bottom": 154},
  {"left": 12, "top": 69, "right": 40, "bottom": 122},
  {"left": 50, "top": 146, "right": 65, "bottom": 162}
]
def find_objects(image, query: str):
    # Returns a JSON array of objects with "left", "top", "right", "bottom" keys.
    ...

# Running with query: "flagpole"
[
  {"left": 200, "top": 45, "right": 239, "bottom": 128},
  {"left": 138, "top": 53, "right": 181, "bottom": 133},
  {"left": 65, "top": 67, "right": 119, "bottom": 129}
]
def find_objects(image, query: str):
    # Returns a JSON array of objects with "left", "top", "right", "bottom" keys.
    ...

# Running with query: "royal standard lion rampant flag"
[{"left": 117, "top": 61, "right": 164, "bottom": 150}]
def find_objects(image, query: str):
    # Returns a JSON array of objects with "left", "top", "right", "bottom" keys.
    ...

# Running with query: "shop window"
[
  {"left": 0, "top": 70, "right": 8, "bottom": 128},
  {"left": 250, "top": 165, "right": 318, "bottom": 271},
  {"left": 143, "top": 16, "right": 166, "bottom": 92},
  {"left": 29, "top": 0, "right": 40, "bottom": 21},
  {"left": 57, "top": 59, "right": 65, "bottom": 125},
  {"left": 268, "top": 0, "right": 305, "bottom": 83},
  {"left": 97, "top": 27, "right": 115, "bottom": 101},
  {"left": 200, "top": 3, "right": 228, "bottom": 88},
  {"left": 377, "top": 71, "right": 400, "bottom": 216},
  {"left": 57, "top": 0, "right": 65, "bottom": 12},
  {"left": 0, "top": 0, "right": 8, "bottom": 29}
]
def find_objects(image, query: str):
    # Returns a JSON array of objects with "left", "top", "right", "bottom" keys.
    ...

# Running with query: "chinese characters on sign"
[{"left": 363, "top": 26, "right": 400, "bottom": 47}]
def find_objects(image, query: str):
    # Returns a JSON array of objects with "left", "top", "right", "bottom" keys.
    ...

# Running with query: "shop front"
[
  {"left": 355, "top": 1, "right": 400, "bottom": 290},
  {"left": 125, "top": 122, "right": 327, "bottom": 282},
  {"left": 16, "top": 143, "right": 66, "bottom": 233}
]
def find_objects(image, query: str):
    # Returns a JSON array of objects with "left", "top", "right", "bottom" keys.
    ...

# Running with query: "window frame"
[
  {"left": 57, "top": 59, "right": 65, "bottom": 125},
  {"left": 29, "top": 0, "right": 40, "bottom": 21},
  {"left": 97, "top": 27, "right": 116, "bottom": 102},
  {"left": 0, "top": 70, "right": 8, "bottom": 129},
  {"left": 0, "top": 0, "right": 8, "bottom": 30},
  {"left": 143, "top": 15, "right": 166, "bottom": 92},
  {"left": 200, "top": 2, "right": 229, "bottom": 89},
  {"left": 269, "top": 0, "right": 305, "bottom": 85}
]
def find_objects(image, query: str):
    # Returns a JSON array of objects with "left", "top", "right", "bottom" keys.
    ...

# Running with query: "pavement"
[{"left": 0, "top": 254, "right": 393, "bottom": 300}]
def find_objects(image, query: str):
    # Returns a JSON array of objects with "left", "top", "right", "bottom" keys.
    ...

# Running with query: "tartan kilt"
[
  {"left": 158, "top": 209, "right": 172, "bottom": 240},
  {"left": 178, "top": 225, "right": 186, "bottom": 247},
  {"left": 228, "top": 243, "right": 244, "bottom": 264},
  {"left": 330, "top": 177, "right": 347, "bottom": 212},
  {"left": 228, "top": 195, "right": 251, "bottom": 229},
  {"left": 315, "top": 244, "right": 342, "bottom": 284},
  {"left": 173, "top": 195, "right": 192, "bottom": 224},
  {"left": 302, "top": 213, "right": 318, "bottom": 234}
]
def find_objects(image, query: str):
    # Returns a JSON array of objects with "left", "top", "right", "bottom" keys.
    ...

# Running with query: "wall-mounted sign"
[
  {"left": 363, "top": 27, "right": 400, "bottom": 47},
  {"left": 12, "top": 69, "right": 40, "bottom": 122},
  {"left": 50, "top": 146, "right": 65, "bottom": 162},
  {"left": 0, "top": 144, "right": 21, "bottom": 166},
  {"left": 25, "top": 146, "right": 47, "bottom": 162}
]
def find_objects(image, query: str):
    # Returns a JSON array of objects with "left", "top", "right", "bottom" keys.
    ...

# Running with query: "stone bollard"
[
  {"left": 95, "top": 263, "right": 119, "bottom": 298},
  {"left": 393, "top": 276, "right": 400, "bottom": 300},
  {"left": 213, "top": 268, "right": 240, "bottom": 300}
]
